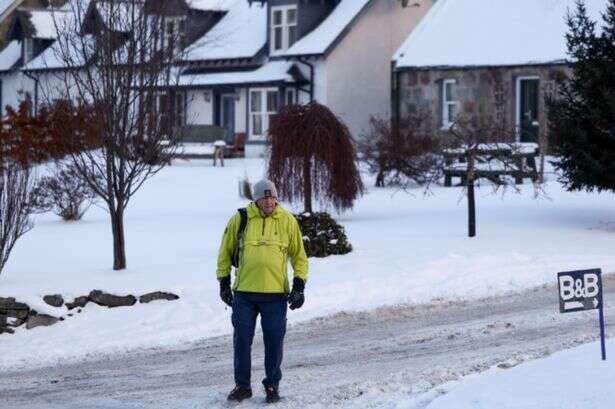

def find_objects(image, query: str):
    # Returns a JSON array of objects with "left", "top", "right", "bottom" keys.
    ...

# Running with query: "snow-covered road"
[{"left": 2, "top": 276, "right": 613, "bottom": 409}]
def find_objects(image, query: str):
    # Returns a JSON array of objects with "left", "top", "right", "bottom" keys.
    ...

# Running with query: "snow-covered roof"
[
  {"left": 28, "top": 10, "right": 58, "bottom": 39},
  {"left": 283, "top": 0, "right": 372, "bottom": 57},
  {"left": 187, "top": 0, "right": 235, "bottom": 11},
  {"left": 394, "top": 0, "right": 606, "bottom": 69},
  {"left": 23, "top": 32, "right": 95, "bottom": 71},
  {"left": 179, "top": 60, "right": 296, "bottom": 86},
  {"left": 0, "top": 40, "right": 21, "bottom": 71},
  {"left": 26, "top": 9, "right": 73, "bottom": 39},
  {"left": 184, "top": 0, "right": 266, "bottom": 61}
]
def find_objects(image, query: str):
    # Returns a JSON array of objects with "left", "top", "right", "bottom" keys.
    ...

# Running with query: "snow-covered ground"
[
  {"left": 1, "top": 157, "right": 614, "bottom": 370},
  {"left": 422, "top": 339, "right": 615, "bottom": 409}
]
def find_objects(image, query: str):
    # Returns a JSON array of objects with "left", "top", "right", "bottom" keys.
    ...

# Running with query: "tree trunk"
[
  {"left": 303, "top": 156, "right": 312, "bottom": 213},
  {"left": 467, "top": 176, "right": 476, "bottom": 238},
  {"left": 538, "top": 132, "right": 547, "bottom": 184},
  {"left": 375, "top": 170, "right": 384, "bottom": 187},
  {"left": 110, "top": 205, "right": 127, "bottom": 270}
]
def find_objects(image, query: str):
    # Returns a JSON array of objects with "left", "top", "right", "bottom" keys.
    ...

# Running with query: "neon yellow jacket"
[{"left": 216, "top": 202, "right": 308, "bottom": 293}]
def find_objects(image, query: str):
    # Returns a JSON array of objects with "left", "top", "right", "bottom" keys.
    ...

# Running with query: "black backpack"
[{"left": 231, "top": 208, "right": 248, "bottom": 268}]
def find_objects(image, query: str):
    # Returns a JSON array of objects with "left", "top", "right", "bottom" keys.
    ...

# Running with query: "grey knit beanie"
[{"left": 253, "top": 179, "right": 278, "bottom": 201}]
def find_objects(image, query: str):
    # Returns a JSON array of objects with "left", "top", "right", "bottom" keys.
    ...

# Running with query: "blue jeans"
[{"left": 232, "top": 292, "right": 287, "bottom": 388}]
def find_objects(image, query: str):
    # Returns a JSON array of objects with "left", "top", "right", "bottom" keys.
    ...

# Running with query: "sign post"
[{"left": 558, "top": 268, "right": 606, "bottom": 360}]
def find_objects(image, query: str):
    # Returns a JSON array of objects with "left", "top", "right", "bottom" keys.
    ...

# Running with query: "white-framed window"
[
  {"left": 442, "top": 79, "right": 458, "bottom": 129},
  {"left": 250, "top": 88, "right": 279, "bottom": 138},
  {"left": 23, "top": 38, "right": 34, "bottom": 63},
  {"left": 270, "top": 5, "right": 297, "bottom": 54}
]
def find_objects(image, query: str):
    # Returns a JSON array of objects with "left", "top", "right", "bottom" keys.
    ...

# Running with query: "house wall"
[
  {"left": 396, "top": 64, "right": 570, "bottom": 143},
  {"left": 0, "top": 70, "right": 34, "bottom": 115},
  {"left": 311, "top": 58, "right": 326, "bottom": 104},
  {"left": 325, "top": 0, "right": 433, "bottom": 139},
  {"left": 186, "top": 89, "right": 213, "bottom": 125}
]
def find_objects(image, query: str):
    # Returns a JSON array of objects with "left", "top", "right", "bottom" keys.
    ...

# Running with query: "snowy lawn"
[
  {"left": 1, "top": 158, "right": 614, "bottom": 369},
  {"left": 423, "top": 339, "right": 615, "bottom": 409}
]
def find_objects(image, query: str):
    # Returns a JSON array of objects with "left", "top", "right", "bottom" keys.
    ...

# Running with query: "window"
[
  {"left": 23, "top": 38, "right": 34, "bottom": 64},
  {"left": 442, "top": 79, "right": 458, "bottom": 128},
  {"left": 270, "top": 5, "right": 297, "bottom": 54},
  {"left": 157, "top": 92, "right": 169, "bottom": 133},
  {"left": 250, "top": 88, "right": 279, "bottom": 138},
  {"left": 163, "top": 17, "right": 186, "bottom": 58},
  {"left": 173, "top": 92, "right": 185, "bottom": 127}
]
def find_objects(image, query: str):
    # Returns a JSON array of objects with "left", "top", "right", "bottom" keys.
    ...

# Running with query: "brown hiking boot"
[
  {"left": 264, "top": 385, "right": 280, "bottom": 404},
  {"left": 227, "top": 385, "right": 252, "bottom": 402}
]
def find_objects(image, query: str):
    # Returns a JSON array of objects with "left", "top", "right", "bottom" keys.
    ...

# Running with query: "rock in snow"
[
  {"left": 43, "top": 294, "right": 64, "bottom": 308},
  {"left": 139, "top": 292, "right": 180, "bottom": 304},
  {"left": 0, "top": 297, "right": 30, "bottom": 319},
  {"left": 26, "top": 314, "right": 59, "bottom": 330},
  {"left": 66, "top": 296, "right": 89, "bottom": 310},
  {"left": 89, "top": 290, "right": 137, "bottom": 308}
]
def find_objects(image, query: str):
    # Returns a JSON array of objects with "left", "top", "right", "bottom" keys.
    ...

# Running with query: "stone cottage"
[{"left": 392, "top": 0, "right": 605, "bottom": 145}]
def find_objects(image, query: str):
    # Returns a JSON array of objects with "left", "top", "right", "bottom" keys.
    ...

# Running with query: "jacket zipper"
[{"left": 262, "top": 217, "right": 266, "bottom": 235}]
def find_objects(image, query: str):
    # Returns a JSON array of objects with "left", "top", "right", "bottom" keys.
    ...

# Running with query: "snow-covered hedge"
[{"left": 295, "top": 212, "right": 352, "bottom": 258}]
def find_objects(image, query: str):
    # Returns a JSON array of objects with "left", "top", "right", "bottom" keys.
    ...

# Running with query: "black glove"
[
  {"left": 219, "top": 276, "right": 233, "bottom": 307},
  {"left": 288, "top": 277, "right": 305, "bottom": 310}
]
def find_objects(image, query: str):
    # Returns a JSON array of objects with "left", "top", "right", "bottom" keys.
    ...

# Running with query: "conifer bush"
[{"left": 295, "top": 212, "right": 352, "bottom": 258}]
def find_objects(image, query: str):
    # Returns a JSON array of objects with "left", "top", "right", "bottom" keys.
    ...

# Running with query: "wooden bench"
[
  {"left": 167, "top": 126, "right": 245, "bottom": 160},
  {"left": 443, "top": 143, "right": 539, "bottom": 187}
]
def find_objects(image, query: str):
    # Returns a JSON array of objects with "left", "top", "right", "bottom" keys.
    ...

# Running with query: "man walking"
[{"left": 217, "top": 179, "right": 308, "bottom": 403}]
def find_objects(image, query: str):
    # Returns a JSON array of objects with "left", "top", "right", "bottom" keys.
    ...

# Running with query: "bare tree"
[
  {"left": 446, "top": 115, "right": 541, "bottom": 237},
  {"left": 0, "top": 162, "right": 34, "bottom": 276},
  {"left": 359, "top": 113, "right": 442, "bottom": 189},
  {"left": 31, "top": 161, "right": 99, "bottom": 221},
  {"left": 37, "top": 0, "right": 189, "bottom": 269}
]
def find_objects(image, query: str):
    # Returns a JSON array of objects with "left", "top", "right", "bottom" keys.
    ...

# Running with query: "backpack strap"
[{"left": 231, "top": 208, "right": 248, "bottom": 268}]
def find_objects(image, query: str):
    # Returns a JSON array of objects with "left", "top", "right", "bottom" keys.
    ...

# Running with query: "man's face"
[{"left": 256, "top": 196, "right": 277, "bottom": 215}]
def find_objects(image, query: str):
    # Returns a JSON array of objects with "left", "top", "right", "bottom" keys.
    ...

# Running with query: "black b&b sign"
[
  {"left": 557, "top": 268, "right": 606, "bottom": 360},
  {"left": 558, "top": 268, "right": 602, "bottom": 313}
]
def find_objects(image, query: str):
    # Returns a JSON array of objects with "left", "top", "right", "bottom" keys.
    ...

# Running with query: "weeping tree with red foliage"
[{"left": 267, "top": 102, "right": 363, "bottom": 213}]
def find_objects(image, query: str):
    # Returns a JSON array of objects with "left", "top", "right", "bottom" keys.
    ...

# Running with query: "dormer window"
[
  {"left": 162, "top": 16, "right": 186, "bottom": 58},
  {"left": 270, "top": 5, "right": 297, "bottom": 54},
  {"left": 23, "top": 38, "right": 34, "bottom": 64}
]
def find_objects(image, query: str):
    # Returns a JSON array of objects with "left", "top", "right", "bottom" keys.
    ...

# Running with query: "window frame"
[
  {"left": 270, "top": 5, "right": 298, "bottom": 55},
  {"left": 174, "top": 91, "right": 186, "bottom": 128},
  {"left": 23, "top": 38, "right": 34, "bottom": 64},
  {"left": 162, "top": 16, "right": 186, "bottom": 58},
  {"left": 249, "top": 87, "right": 279, "bottom": 139},
  {"left": 441, "top": 78, "right": 458, "bottom": 129}
]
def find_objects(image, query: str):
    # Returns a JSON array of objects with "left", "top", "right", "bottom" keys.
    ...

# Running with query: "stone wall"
[{"left": 395, "top": 64, "right": 570, "bottom": 146}]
